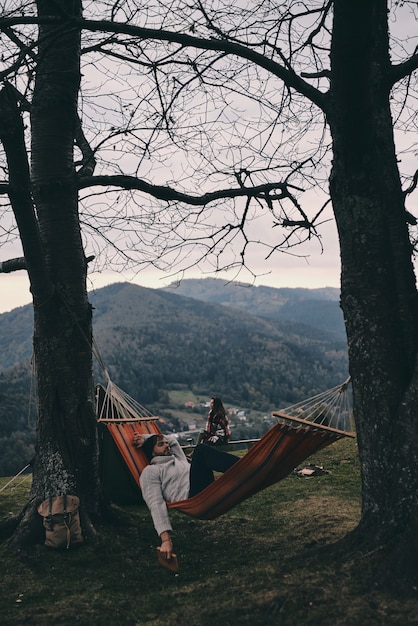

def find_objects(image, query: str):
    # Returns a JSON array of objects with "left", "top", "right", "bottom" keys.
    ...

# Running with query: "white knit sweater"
[{"left": 140, "top": 436, "right": 190, "bottom": 536}]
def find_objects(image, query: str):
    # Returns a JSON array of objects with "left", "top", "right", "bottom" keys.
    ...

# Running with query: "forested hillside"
[
  {"left": 90, "top": 283, "right": 347, "bottom": 405},
  {"left": 0, "top": 305, "right": 34, "bottom": 369},
  {"left": 0, "top": 281, "right": 348, "bottom": 475},
  {"left": 0, "top": 361, "right": 36, "bottom": 476}
]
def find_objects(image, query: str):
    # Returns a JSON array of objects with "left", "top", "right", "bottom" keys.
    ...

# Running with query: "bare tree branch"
[
  {"left": 403, "top": 170, "right": 418, "bottom": 198},
  {"left": 0, "top": 15, "right": 328, "bottom": 110},
  {"left": 390, "top": 52, "right": 418, "bottom": 85},
  {"left": 0, "top": 257, "right": 26, "bottom": 273},
  {"left": 75, "top": 118, "right": 96, "bottom": 177},
  {"left": 0, "top": 83, "right": 51, "bottom": 303},
  {"left": 77, "top": 174, "right": 298, "bottom": 205}
]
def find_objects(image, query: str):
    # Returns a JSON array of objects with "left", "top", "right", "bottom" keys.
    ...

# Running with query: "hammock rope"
[
  {"left": 96, "top": 380, "right": 159, "bottom": 422},
  {"left": 272, "top": 377, "right": 354, "bottom": 434},
  {"left": 0, "top": 463, "right": 32, "bottom": 493}
]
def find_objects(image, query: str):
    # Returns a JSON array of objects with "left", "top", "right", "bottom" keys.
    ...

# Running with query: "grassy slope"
[{"left": 0, "top": 438, "right": 417, "bottom": 626}]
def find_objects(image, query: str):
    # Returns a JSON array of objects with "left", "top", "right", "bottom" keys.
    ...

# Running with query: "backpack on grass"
[{"left": 37, "top": 494, "right": 83, "bottom": 549}]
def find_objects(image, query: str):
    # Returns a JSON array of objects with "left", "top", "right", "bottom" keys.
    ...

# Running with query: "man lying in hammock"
[{"left": 133, "top": 433, "right": 238, "bottom": 561}]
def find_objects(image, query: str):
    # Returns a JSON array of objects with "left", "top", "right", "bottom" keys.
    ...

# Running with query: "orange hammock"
[
  {"left": 168, "top": 419, "right": 352, "bottom": 519},
  {"left": 96, "top": 379, "right": 355, "bottom": 520}
]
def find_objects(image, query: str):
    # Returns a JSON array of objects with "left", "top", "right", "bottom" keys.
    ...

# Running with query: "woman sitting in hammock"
[
  {"left": 198, "top": 397, "right": 231, "bottom": 445},
  {"left": 133, "top": 433, "right": 238, "bottom": 562}
]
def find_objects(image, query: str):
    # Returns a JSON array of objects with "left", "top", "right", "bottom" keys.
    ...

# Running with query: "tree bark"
[
  {"left": 328, "top": 0, "right": 418, "bottom": 586},
  {"left": 8, "top": 0, "right": 100, "bottom": 547}
]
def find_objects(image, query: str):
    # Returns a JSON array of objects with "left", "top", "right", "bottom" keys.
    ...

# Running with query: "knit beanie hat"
[{"left": 142, "top": 434, "right": 159, "bottom": 462}]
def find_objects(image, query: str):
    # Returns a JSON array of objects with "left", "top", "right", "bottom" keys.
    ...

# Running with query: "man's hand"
[
  {"left": 132, "top": 433, "right": 145, "bottom": 448},
  {"left": 160, "top": 531, "right": 174, "bottom": 559},
  {"left": 160, "top": 539, "right": 174, "bottom": 560},
  {"left": 208, "top": 435, "right": 219, "bottom": 443}
]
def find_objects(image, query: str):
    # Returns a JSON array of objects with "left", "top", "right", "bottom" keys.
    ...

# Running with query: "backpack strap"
[
  {"left": 46, "top": 495, "right": 54, "bottom": 531},
  {"left": 62, "top": 494, "right": 71, "bottom": 549}
]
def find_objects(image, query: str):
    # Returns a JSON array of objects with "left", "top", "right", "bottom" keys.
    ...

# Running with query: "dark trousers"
[{"left": 188, "top": 443, "right": 239, "bottom": 497}]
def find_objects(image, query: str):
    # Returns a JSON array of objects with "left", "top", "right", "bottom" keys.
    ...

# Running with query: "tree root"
[
  {"left": 79, "top": 506, "right": 98, "bottom": 544},
  {"left": 325, "top": 520, "right": 418, "bottom": 596},
  {"left": 5, "top": 499, "right": 44, "bottom": 550},
  {"left": 372, "top": 520, "right": 418, "bottom": 595},
  {"left": 0, "top": 510, "right": 25, "bottom": 541}
]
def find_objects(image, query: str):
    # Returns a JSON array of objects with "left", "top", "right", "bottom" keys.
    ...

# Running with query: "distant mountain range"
[
  {"left": 0, "top": 278, "right": 345, "bottom": 377},
  {"left": 164, "top": 278, "right": 344, "bottom": 337},
  {"left": 0, "top": 280, "right": 348, "bottom": 474}
]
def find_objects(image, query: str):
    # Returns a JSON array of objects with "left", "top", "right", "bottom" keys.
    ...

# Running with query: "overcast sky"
[
  {"left": 0, "top": 213, "right": 342, "bottom": 314},
  {"left": 0, "top": 3, "right": 416, "bottom": 315}
]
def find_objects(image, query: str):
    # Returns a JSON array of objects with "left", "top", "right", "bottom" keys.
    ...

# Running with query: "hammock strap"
[{"left": 0, "top": 463, "right": 31, "bottom": 493}]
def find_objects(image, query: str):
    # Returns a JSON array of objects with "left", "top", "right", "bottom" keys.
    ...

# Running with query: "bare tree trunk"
[
  {"left": 328, "top": 0, "right": 418, "bottom": 588},
  {"left": 7, "top": 0, "right": 101, "bottom": 547}
]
